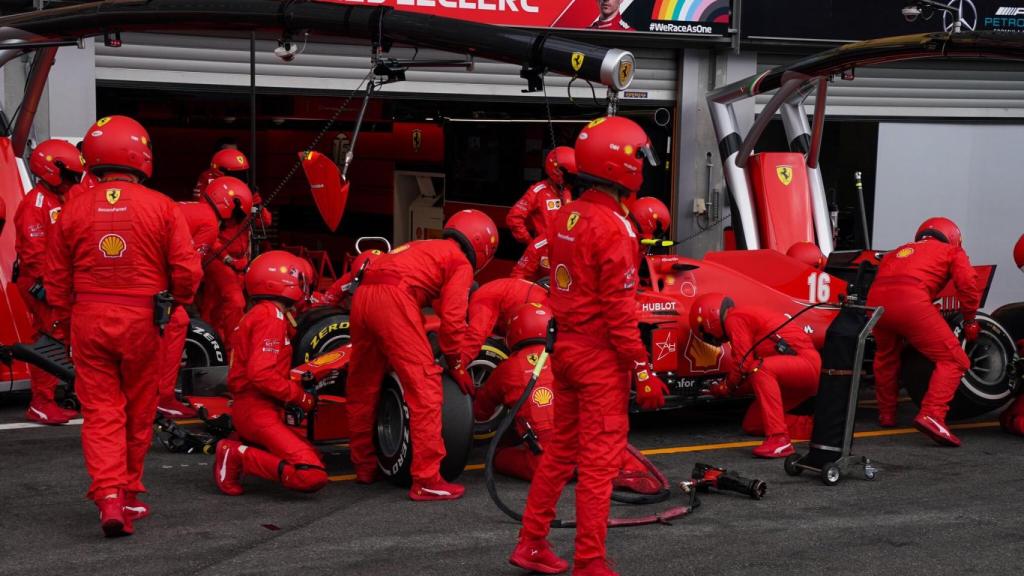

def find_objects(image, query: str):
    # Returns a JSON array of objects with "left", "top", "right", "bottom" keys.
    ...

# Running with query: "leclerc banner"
[{"left": 318, "top": 0, "right": 731, "bottom": 36}]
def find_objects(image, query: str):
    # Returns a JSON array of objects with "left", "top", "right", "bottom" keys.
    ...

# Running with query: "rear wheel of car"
[
  {"left": 179, "top": 318, "right": 229, "bottom": 397},
  {"left": 901, "top": 313, "right": 1017, "bottom": 420},
  {"left": 292, "top": 311, "right": 350, "bottom": 365}
]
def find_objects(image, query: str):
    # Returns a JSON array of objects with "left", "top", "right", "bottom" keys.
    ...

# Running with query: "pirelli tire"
[
  {"left": 292, "top": 310, "right": 350, "bottom": 365},
  {"left": 901, "top": 313, "right": 1017, "bottom": 420},
  {"left": 183, "top": 318, "right": 227, "bottom": 369},
  {"left": 471, "top": 337, "right": 510, "bottom": 439},
  {"left": 374, "top": 371, "right": 474, "bottom": 487}
]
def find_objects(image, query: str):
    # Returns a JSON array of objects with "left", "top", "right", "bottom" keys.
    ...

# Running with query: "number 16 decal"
[{"left": 807, "top": 273, "right": 831, "bottom": 303}]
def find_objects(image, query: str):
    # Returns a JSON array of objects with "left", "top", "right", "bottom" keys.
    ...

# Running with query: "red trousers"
[
  {"left": 201, "top": 261, "right": 245, "bottom": 347},
  {"left": 1000, "top": 396, "right": 1024, "bottom": 436},
  {"left": 15, "top": 279, "right": 59, "bottom": 403},
  {"left": 158, "top": 307, "right": 190, "bottom": 404},
  {"left": 347, "top": 284, "right": 446, "bottom": 482},
  {"left": 71, "top": 302, "right": 160, "bottom": 500},
  {"left": 868, "top": 285, "right": 969, "bottom": 421},
  {"left": 520, "top": 337, "right": 630, "bottom": 564},
  {"left": 233, "top": 395, "right": 328, "bottom": 492},
  {"left": 497, "top": 442, "right": 663, "bottom": 495},
  {"left": 739, "top": 351, "right": 820, "bottom": 437}
]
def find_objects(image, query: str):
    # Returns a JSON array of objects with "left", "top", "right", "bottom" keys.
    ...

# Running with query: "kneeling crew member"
[{"left": 215, "top": 251, "right": 327, "bottom": 496}]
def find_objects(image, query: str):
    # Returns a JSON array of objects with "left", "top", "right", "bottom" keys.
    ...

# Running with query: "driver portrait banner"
[{"left": 317, "top": 0, "right": 731, "bottom": 35}]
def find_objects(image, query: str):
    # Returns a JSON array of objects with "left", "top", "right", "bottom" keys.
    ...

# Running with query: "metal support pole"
[
  {"left": 249, "top": 31, "right": 257, "bottom": 186},
  {"left": 11, "top": 46, "right": 57, "bottom": 156}
]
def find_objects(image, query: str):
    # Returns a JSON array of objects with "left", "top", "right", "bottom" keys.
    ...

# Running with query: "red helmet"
[
  {"left": 82, "top": 116, "right": 153, "bottom": 179},
  {"left": 294, "top": 256, "right": 316, "bottom": 293},
  {"left": 629, "top": 197, "right": 671, "bottom": 240},
  {"left": 1014, "top": 233, "right": 1024, "bottom": 272},
  {"left": 443, "top": 209, "right": 499, "bottom": 272},
  {"left": 786, "top": 241, "right": 825, "bottom": 270},
  {"left": 245, "top": 250, "right": 309, "bottom": 303},
  {"left": 203, "top": 176, "right": 253, "bottom": 222},
  {"left": 575, "top": 116, "right": 655, "bottom": 197},
  {"left": 506, "top": 302, "right": 551, "bottom": 351},
  {"left": 30, "top": 139, "right": 84, "bottom": 187},
  {"left": 545, "top": 146, "right": 576, "bottom": 186},
  {"left": 211, "top": 149, "right": 249, "bottom": 174},
  {"left": 689, "top": 293, "right": 735, "bottom": 345},
  {"left": 350, "top": 249, "right": 384, "bottom": 275},
  {"left": 915, "top": 217, "right": 962, "bottom": 248}
]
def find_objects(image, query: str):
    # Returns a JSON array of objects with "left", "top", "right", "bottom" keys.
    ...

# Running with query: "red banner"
[{"left": 319, "top": 0, "right": 730, "bottom": 35}]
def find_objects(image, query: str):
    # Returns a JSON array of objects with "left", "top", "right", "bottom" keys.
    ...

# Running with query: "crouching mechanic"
[
  {"left": 690, "top": 294, "right": 821, "bottom": 458},
  {"left": 507, "top": 146, "right": 575, "bottom": 245},
  {"left": 867, "top": 217, "right": 980, "bottom": 446},
  {"left": 15, "top": 138, "right": 84, "bottom": 425},
  {"left": 215, "top": 251, "right": 327, "bottom": 496},
  {"left": 465, "top": 277, "right": 549, "bottom": 356},
  {"left": 510, "top": 117, "right": 669, "bottom": 576},
  {"left": 46, "top": 116, "right": 202, "bottom": 537},
  {"left": 347, "top": 209, "right": 498, "bottom": 501},
  {"left": 476, "top": 304, "right": 663, "bottom": 495}
]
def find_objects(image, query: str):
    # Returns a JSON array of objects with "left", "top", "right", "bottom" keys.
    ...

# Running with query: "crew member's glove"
[
  {"left": 445, "top": 354, "right": 475, "bottom": 397},
  {"left": 290, "top": 391, "right": 316, "bottom": 414},
  {"left": 49, "top": 318, "right": 69, "bottom": 343},
  {"left": 633, "top": 361, "right": 669, "bottom": 411},
  {"left": 708, "top": 380, "right": 732, "bottom": 399},
  {"left": 223, "top": 255, "right": 248, "bottom": 273},
  {"left": 28, "top": 278, "right": 46, "bottom": 303},
  {"left": 963, "top": 319, "right": 980, "bottom": 343}
]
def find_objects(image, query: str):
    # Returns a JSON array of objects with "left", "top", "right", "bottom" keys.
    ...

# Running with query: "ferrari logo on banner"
[
  {"left": 566, "top": 212, "right": 581, "bottom": 231},
  {"left": 776, "top": 166, "right": 793, "bottom": 186},
  {"left": 571, "top": 52, "right": 585, "bottom": 72},
  {"left": 411, "top": 129, "right": 422, "bottom": 152},
  {"left": 105, "top": 188, "right": 121, "bottom": 205}
]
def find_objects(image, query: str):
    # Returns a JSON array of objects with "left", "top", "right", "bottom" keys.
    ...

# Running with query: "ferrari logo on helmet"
[
  {"left": 236, "top": 155, "right": 245, "bottom": 165},
  {"left": 896, "top": 247, "right": 915, "bottom": 258},
  {"left": 412, "top": 129, "right": 422, "bottom": 152},
  {"left": 532, "top": 386, "right": 553, "bottom": 407},
  {"left": 587, "top": 118, "right": 607, "bottom": 129},
  {"left": 776, "top": 165, "right": 793, "bottom": 186},
  {"left": 530, "top": 302, "right": 543, "bottom": 308},
  {"left": 98, "top": 234, "right": 127, "bottom": 258},
  {"left": 571, "top": 52, "right": 585, "bottom": 72},
  {"left": 527, "top": 353, "right": 540, "bottom": 367},
  {"left": 566, "top": 212, "right": 581, "bottom": 231},
  {"left": 96, "top": 117, "right": 112, "bottom": 127},
  {"left": 105, "top": 188, "right": 121, "bottom": 205},
  {"left": 554, "top": 264, "right": 573, "bottom": 292},
  {"left": 618, "top": 60, "right": 633, "bottom": 87}
]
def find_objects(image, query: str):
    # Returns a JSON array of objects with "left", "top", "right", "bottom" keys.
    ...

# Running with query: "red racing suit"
[
  {"left": 519, "top": 189, "right": 643, "bottom": 565},
  {"left": 466, "top": 278, "right": 548, "bottom": 354},
  {"left": 506, "top": 179, "right": 571, "bottom": 244},
  {"left": 509, "top": 235, "right": 550, "bottom": 282},
  {"left": 724, "top": 307, "right": 821, "bottom": 438},
  {"left": 590, "top": 13, "right": 633, "bottom": 30},
  {"left": 867, "top": 238, "right": 980, "bottom": 421},
  {"left": 45, "top": 179, "right": 201, "bottom": 500},
  {"left": 347, "top": 239, "right": 474, "bottom": 482},
  {"left": 13, "top": 185, "right": 64, "bottom": 405},
  {"left": 227, "top": 301, "right": 328, "bottom": 492},
  {"left": 200, "top": 221, "right": 249, "bottom": 345},
  {"left": 158, "top": 202, "right": 220, "bottom": 406}
]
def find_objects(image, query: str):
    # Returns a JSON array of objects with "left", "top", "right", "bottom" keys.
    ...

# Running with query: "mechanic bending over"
[
  {"left": 690, "top": 294, "right": 821, "bottom": 458},
  {"left": 322, "top": 248, "right": 386, "bottom": 310},
  {"left": 507, "top": 146, "right": 575, "bottom": 245},
  {"left": 46, "top": 116, "right": 202, "bottom": 538},
  {"left": 465, "top": 277, "right": 549, "bottom": 357},
  {"left": 15, "top": 139, "right": 84, "bottom": 425},
  {"left": 346, "top": 209, "right": 498, "bottom": 501},
  {"left": 509, "top": 116, "right": 668, "bottom": 576},
  {"left": 1001, "top": 234, "right": 1024, "bottom": 437},
  {"left": 867, "top": 217, "right": 980, "bottom": 446},
  {"left": 215, "top": 251, "right": 328, "bottom": 497}
]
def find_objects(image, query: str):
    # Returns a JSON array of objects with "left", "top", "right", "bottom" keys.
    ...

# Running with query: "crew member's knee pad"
[{"left": 281, "top": 462, "right": 329, "bottom": 493}]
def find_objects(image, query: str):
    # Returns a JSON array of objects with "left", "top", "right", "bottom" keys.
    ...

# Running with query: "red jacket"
[
  {"left": 467, "top": 278, "right": 548, "bottom": 352},
  {"left": 510, "top": 235, "right": 550, "bottom": 282},
  {"left": 176, "top": 201, "right": 220, "bottom": 258},
  {"left": 45, "top": 180, "right": 202, "bottom": 319},
  {"left": 14, "top": 186, "right": 63, "bottom": 282},
  {"left": 724, "top": 306, "right": 818, "bottom": 382},
  {"left": 547, "top": 189, "right": 645, "bottom": 367},
  {"left": 227, "top": 300, "right": 304, "bottom": 404},
  {"left": 506, "top": 179, "right": 571, "bottom": 244},
  {"left": 873, "top": 238, "right": 980, "bottom": 319},
  {"left": 473, "top": 344, "right": 555, "bottom": 436},
  {"left": 362, "top": 238, "right": 474, "bottom": 357},
  {"left": 590, "top": 13, "right": 632, "bottom": 30}
]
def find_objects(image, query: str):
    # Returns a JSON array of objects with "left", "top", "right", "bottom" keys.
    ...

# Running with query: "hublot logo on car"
[{"left": 641, "top": 301, "right": 677, "bottom": 313}]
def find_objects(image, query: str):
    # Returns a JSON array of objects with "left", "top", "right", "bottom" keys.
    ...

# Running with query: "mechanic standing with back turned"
[
  {"left": 868, "top": 217, "right": 980, "bottom": 446},
  {"left": 46, "top": 116, "right": 202, "bottom": 537},
  {"left": 509, "top": 117, "right": 669, "bottom": 576}
]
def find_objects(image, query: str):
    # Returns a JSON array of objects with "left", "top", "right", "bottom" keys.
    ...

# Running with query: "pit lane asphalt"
[{"left": 1, "top": 393, "right": 1021, "bottom": 576}]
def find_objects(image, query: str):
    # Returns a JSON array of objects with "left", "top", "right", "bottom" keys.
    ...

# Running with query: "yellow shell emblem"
[
  {"left": 98, "top": 234, "right": 127, "bottom": 258},
  {"left": 554, "top": 264, "right": 573, "bottom": 291},
  {"left": 106, "top": 188, "right": 121, "bottom": 205},
  {"left": 566, "top": 212, "right": 581, "bottom": 231},
  {"left": 896, "top": 247, "right": 915, "bottom": 259},
  {"left": 532, "top": 386, "right": 554, "bottom": 407}
]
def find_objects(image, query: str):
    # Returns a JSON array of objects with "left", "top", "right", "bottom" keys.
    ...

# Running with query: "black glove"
[{"left": 28, "top": 279, "right": 46, "bottom": 303}]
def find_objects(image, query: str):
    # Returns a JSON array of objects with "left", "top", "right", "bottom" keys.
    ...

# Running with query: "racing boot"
[
  {"left": 408, "top": 475, "right": 465, "bottom": 502},
  {"left": 123, "top": 492, "right": 150, "bottom": 521},
  {"left": 96, "top": 492, "right": 134, "bottom": 538},
  {"left": 913, "top": 414, "right": 961, "bottom": 447},
  {"left": 25, "top": 399, "right": 70, "bottom": 426},
  {"left": 752, "top": 433, "right": 795, "bottom": 459},
  {"left": 573, "top": 558, "right": 618, "bottom": 576},
  {"left": 157, "top": 397, "right": 198, "bottom": 419},
  {"left": 509, "top": 538, "right": 568, "bottom": 574},
  {"left": 214, "top": 440, "right": 245, "bottom": 495}
]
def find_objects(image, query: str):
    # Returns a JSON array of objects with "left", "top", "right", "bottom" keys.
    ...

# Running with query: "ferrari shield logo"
[
  {"left": 411, "top": 129, "right": 422, "bottom": 152},
  {"left": 776, "top": 166, "right": 793, "bottom": 186},
  {"left": 571, "top": 52, "right": 585, "bottom": 72},
  {"left": 566, "top": 212, "right": 581, "bottom": 231},
  {"left": 618, "top": 60, "right": 633, "bottom": 87},
  {"left": 105, "top": 188, "right": 121, "bottom": 205},
  {"left": 526, "top": 353, "right": 539, "bottom": 367}
]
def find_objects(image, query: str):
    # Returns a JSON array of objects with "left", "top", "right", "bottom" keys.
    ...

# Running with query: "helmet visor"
[{"left": 637, "top": 142, "right": 659, "bottom": 168}]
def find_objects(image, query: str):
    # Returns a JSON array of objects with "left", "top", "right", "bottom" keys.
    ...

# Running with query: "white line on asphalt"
[{"left": 0, "top": 418, "right": 83, "bottom": 431}]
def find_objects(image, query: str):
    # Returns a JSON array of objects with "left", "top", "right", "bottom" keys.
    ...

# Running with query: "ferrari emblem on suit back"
[
  {"left": 776, "top": 165, "right": 793, "bottom": 186},
  {"left": 566, "top": 212, "right": 581, "bottom": 231},
  {"left": 106, "top": 188, "right": 121, "bottom": 205}
]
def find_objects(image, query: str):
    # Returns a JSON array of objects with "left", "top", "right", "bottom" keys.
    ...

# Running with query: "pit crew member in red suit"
[
  {"left": 15, "top": 138, "right": 84, "bottom": 424},
  {"left": 199, "top": 176, "right": 253, "bottom": 346},
  {"left": 214, "top": 251, "right": 328, "bottom": 496},
  {"left": 867, "top": 217, "right": 980, "bottom": 446},
  {"left": 465, "top": 277, "right": 548, "bottom": 355},
  {"left": 507, "top": 146, "right": 575, "bottom": 245},
  {"left": 46, "top": 115, "right": 202, "bottom": 537},
  {"left": 510, "top": 116, "right": 668, "bottom": 576},
  {"left": 1003, "top": 234, "right": 1024, "bottom": 436},
  {"left": 347, "top": 209, "right": 498, "bottom": 501},
  {"left": 510, "top": 234, "right": 551, "bottom": 282},
  {"left": 323, "top": 249, "right": 385, "bottom": 310},
  {"left": 690, "top": 294, "right": 821, "bottom": 458}
]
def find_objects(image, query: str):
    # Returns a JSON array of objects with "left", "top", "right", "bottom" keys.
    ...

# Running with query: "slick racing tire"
[
  {"left": 901, "top": 313, "right": 1017, "bottom": 420},
  {"left": 471, "top": 337, "right": 509, "bottom": 440},
  {"left": 375, "top": 372, "right": 474, "bottom": 487},
  {"left": 292, "top": 309, "right": 350, "bottom": 365},
  {"left": 179, "top": 319, "right": 229, "bottom": 397}
]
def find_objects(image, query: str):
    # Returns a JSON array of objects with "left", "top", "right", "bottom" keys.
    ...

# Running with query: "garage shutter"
[
  {"left": 95, "top": 33, "right": 676, "bottom": 103},
  {"left": 755, "top": 53, "right": 1024, "bottom": 118}
]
